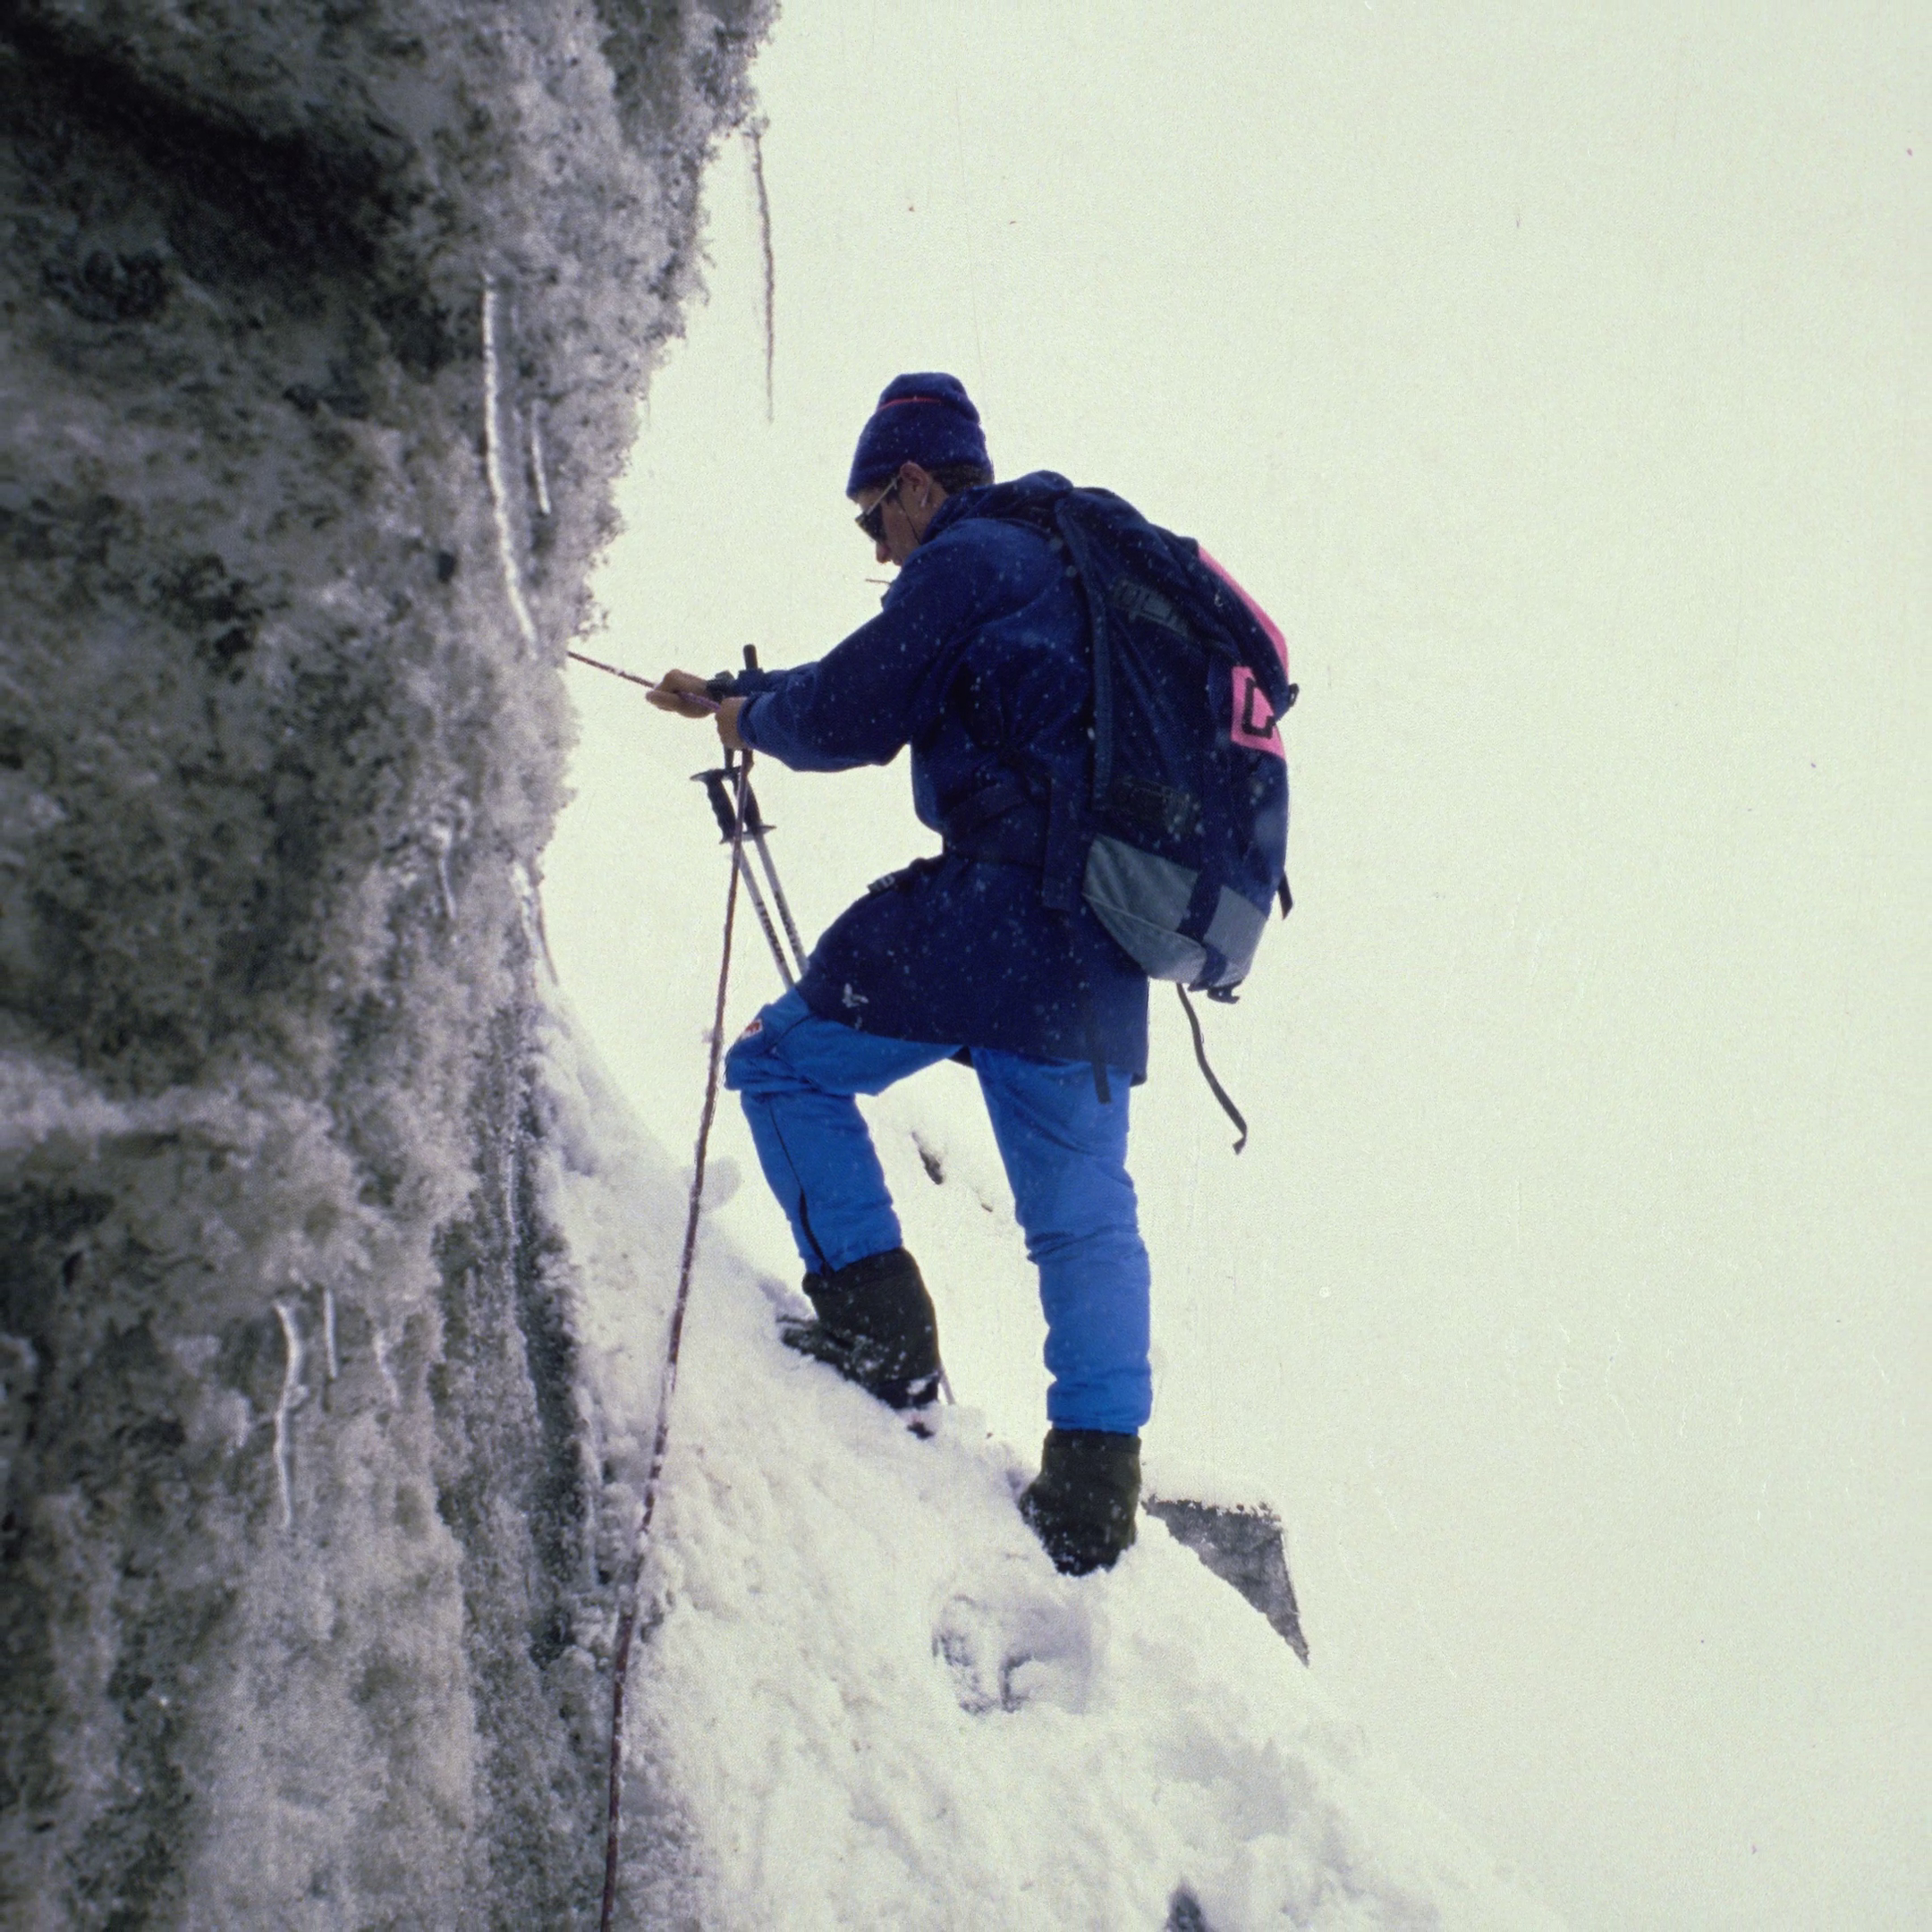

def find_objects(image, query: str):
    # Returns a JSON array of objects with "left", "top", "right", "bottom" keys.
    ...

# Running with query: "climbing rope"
[
  {"left": 599, "top": 752, "right": 748, "bottom": 1930},
  {"left": 566, "top": 649, "right": 700, "bottom": 699}
]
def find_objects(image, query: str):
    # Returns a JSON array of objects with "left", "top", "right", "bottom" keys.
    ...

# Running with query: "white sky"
[{"left": 547, "top": 5, "right": 1927, "bottom": 1927}]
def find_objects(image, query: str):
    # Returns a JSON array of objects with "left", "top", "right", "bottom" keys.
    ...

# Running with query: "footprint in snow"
[{"left": 932, "top": 1559, "right": 1094, "bottom": 1716}]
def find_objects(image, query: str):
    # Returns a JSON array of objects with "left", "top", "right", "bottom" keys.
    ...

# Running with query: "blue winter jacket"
[{"left": 733, "top": 472, "right": 1149, "bottom": 1078}]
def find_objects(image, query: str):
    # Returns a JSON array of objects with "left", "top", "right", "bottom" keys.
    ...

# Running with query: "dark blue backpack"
[{"left": 971, "top": 476, "right": 1296, "bottom": 997}]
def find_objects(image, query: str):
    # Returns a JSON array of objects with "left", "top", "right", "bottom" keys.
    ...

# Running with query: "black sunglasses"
[{"left": 854, "top": 472, "right": 905, "bottom": 544}]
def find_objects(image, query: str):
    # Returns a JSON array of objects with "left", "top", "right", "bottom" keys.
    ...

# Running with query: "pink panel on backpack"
[{"left": 1199, "top": 547, "right": 1289, "bottom": 760}]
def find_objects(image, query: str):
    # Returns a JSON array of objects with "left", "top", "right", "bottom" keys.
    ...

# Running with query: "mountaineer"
[{"left": 649, "top": 372, "right": 1292, "bottom": 1575}]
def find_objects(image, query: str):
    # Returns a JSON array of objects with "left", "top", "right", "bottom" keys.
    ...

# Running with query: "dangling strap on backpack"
[
  {"left": 1175, "top": 985, "right": 1249, "bottom": 1154},
  {"left": 1051, "top": 906, "right": 1112, "bottom": 1106}
]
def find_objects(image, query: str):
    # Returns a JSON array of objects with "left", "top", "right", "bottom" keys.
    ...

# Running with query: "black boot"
[
  {"left": 780, "top": 1246, "right": 942, "bottom": 1414},
  {"left": 1019, "top": 1428, "right": 1141, "bottom": 1575}
]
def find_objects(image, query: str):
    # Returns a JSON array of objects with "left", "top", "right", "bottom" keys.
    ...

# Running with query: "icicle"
[
  {"left": 272, "top": 1301, "right": 304, "bottom": 1532},
  {"left": 371, "top": 1326, "right": 399, "bottom": 1406},
  {"left": 504, "top": 1143, "right": 521, "bottom": 1276},
  {"left": 528, "top": 402, "right": 552, "bottom": 519},
  {"left": 428, "top": 821, "right": 458, "bottom": 923},
  {"left": 746, "top": 119, "right": 775, "bottom": 422},
  {"left": 481, "top": 277, "right": 539, "bottom": 651}
]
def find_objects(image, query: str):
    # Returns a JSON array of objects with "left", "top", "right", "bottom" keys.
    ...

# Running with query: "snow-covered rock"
[{"left": 0, "top": 4, "right": 769, "bottom": 1922}]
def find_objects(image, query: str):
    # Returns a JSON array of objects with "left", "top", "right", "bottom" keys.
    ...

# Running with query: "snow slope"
[{"left": 539, "top": 978, "right": 1563, "bottom": 1931}]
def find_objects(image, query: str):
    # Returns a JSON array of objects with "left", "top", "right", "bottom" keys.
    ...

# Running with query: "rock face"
[
  {"left": 0, "top": 3, "right": 770, "bottom": 1921},
  {"left": 1143, "top": 1497, "right": 1309, "bottom": 1665}
]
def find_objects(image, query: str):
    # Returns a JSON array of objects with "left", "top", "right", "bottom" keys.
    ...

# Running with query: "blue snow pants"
[{"left": 724, "top": 988, "right": 1153, "bottom": 1436}]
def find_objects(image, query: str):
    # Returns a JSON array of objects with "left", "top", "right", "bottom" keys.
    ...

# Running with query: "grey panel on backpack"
[
  {"left": 1087, "top": 835, "right": 1194, "bottom": 922},
  {"left": 1082, "top": 836, "right": 1208, "bottom": 982},
  {"left": 1204, "top": 886, "right": 1267, "bottom": 979}
]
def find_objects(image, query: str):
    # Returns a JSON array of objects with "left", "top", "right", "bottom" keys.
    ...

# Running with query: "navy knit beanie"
[{"left": 846, "top": 372, "right": 990, "bottom": 495}]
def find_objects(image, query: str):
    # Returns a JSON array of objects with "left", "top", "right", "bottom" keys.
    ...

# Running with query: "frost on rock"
[{"left": 0, "top": 1, "right": 772, "bottom": 1923}]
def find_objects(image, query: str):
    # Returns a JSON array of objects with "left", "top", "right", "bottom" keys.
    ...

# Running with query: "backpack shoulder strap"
[{"left": 1055, "top": 489, "right": 1297, "bottom": 722}]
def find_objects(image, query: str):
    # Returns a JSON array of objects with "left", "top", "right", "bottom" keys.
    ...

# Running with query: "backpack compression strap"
[{"left": 1175, "top": 985, "right": 1249, "bottom": 1154}]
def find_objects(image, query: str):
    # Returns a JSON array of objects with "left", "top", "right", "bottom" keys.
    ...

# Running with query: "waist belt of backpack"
[{"left": 939, "top": 780, "right": 1049, "bottom": 868}]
